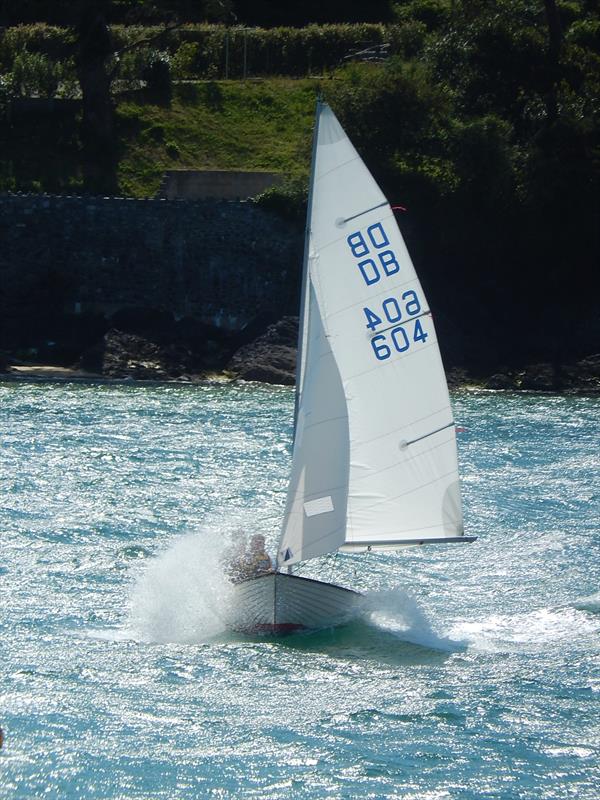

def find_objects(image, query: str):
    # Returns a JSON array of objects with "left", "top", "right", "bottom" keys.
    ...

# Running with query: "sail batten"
[
  {"left": 277, "top": 102, "right": 465, "bottom": 568},
  {"left": 341, "top": 201, "right": 389, "bottom": 225}
]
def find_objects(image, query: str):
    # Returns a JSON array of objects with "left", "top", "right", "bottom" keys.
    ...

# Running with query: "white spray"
[
  {"left": 362, "top": 589, "right": 462, "bottom": 652},
  {"left": 126, "top": 529, "right": 235, "bottom": 644}
]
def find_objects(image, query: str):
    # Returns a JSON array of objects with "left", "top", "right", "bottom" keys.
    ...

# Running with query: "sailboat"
[{"left": 230, "top": 101, "right": 475, "bottom": 634}]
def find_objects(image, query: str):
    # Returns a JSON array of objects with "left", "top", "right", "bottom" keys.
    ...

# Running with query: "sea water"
[{"left": 0, "top": 381, "right": 598, "bottom": 799}]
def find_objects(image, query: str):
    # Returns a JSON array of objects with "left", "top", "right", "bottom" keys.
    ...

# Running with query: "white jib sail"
[{"left": 277, "top": 102, "right": 464, "bottom": 568}]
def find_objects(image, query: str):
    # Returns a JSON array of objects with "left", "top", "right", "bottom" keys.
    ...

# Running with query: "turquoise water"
[{"left": 1, "top": 381, "right": 599, "bottom": 799}]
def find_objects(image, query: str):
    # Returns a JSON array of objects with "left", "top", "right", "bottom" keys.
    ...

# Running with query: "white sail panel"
[
  {"left": 277, "top": 280, "right": 349, "bottom": 566},
  {"left": 314, "top": 104, "right": 463, "bottom": 548},
  {"left": 278, "top": 102, "right": 464, "bottom": 566},
  {"left": 294, "top": 108, "right": 322, "bottom": 418}
]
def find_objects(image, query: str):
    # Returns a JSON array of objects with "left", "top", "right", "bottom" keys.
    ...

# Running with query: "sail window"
[{"left": 304, "top": 496, "right": 334, "bottom": 517}]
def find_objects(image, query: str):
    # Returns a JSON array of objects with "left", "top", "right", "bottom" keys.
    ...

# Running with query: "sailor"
[{"left": 245, "top": 534, "right": 273, "bottom": 577}]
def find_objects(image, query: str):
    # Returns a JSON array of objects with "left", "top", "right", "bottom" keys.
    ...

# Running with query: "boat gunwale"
[{"left": 235, "top": 571, "right": 362, "bottom": 597}]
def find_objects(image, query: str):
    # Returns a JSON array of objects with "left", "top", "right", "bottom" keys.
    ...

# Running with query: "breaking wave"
[
  {"left": 571, "top": 592, "right": 600, "bottom": 614},
  {"left": 362, "top": 589, "right": 462, "bottom": 652},
  {"left": 449, "top": 605, "right": 600, "bottom": 653}
]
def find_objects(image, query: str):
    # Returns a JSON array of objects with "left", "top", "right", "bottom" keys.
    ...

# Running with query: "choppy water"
[{"left": 1, "top": 381, "right": 599, "bottom": 799}]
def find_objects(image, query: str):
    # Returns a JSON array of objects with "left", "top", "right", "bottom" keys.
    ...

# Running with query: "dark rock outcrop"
[
  {"left": 480, "top": 357, "right": 600, "bottom": 393},
  {"left": 561, "top": 354, "right": 600, "bottom": 393},
  {"left": 100, "top": 329, "right": 193, "bottom": 380},
  {"left": 519, "top": 363, "right": 559, "bottom": 391},
  {"left": 227, "top": 316, "right": 298, "bottom": 385},
  {"left": 74, "top": 310, "right": 244, "bottom": 377},
  {"left": 446, "top": 367, "right": 471, "bottom": 389},
  {"left": 484, "top": 372, "right": 519, "bottom": 390}
]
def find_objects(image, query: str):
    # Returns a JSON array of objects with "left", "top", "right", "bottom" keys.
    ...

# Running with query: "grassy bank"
[
  {"left": 0, "top": 77, "right": 319, "bottom": 197},
  {"left": 117, "top": 79, "right": 316, "bottom": 197}
]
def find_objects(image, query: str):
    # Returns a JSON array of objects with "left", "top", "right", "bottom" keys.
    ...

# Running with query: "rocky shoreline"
[{"left": 1, "top": 316, "right": 599, "bottom": 394}]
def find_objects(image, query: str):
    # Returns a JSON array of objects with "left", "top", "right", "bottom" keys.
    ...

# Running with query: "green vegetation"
[
  {"left": 0, "top": 0, "right": 598, "bottom": 368},
  {"left": 0, "top": 76, "right": 319, "bottom": 196},
  {"left": 0, "top": 22, "right": 402, "bottom": 82},
  {"left": 117, "top": 79, "right": 315, "bottom": 196}
]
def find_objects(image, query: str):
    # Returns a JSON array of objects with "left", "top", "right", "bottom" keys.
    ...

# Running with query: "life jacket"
[{"left": 250, "top": 553, "right": 272, "bottom": 574}]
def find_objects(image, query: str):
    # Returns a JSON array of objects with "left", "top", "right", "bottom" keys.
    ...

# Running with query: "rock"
[
  {"left": 227, "top": 317, "right": 298, "bottom": 385},
  {"left": 237, "top": 361, "right": 296, "bottom": 385},
  {"left": 562, "top": 354, "right": 600, "bottom": 393},
  {"left": 79, "top": 314, "right": 243, "bottom": 377},
  {"left": 101, "top": 329, "right": 193, "bottom": 380},
  {"left": 445, "top": 367, "right": 470, "bottom": 389},
  {"left": 485, "top": 373, "right": 518, "bottom": 390},
  {"left": 519, "top": 363, "right": 558, "bottom": 391}
]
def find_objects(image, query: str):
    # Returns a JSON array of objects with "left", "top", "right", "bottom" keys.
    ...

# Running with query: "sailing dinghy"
[{"left": 230, "top": 101, "right": 475, "bottom": 634}]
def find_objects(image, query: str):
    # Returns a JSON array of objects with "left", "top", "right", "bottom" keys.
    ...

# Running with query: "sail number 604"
[
  {"left": 364, "top": 291, "right": 429, "bottom": 361},
  {"left": 371, "top": 321, "right": 428, "bottom": 360}
]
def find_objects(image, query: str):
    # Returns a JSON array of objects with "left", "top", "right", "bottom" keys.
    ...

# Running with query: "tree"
[
  {"left": 72, "top": 0, "right": 230, "bottom": 192},
  {"left": 542, "top": 0, "right": 562, "bottom": 121},
  {"left": 75, "top": 0, "right": 117, "bottom": 192}
]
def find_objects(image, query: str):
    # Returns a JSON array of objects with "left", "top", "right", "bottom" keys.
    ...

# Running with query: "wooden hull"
[{"left": 229, "top": 572, "right": 362, "bottom": 635}]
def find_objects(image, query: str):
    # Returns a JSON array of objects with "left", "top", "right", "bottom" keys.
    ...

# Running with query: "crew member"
[{"left": 246, "top": 534, "right": 273, "bottom": 577}]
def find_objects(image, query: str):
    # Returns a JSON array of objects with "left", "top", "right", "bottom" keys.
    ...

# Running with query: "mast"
[{"left": 293, "top": 98, "right": 322, "bottom": 439}]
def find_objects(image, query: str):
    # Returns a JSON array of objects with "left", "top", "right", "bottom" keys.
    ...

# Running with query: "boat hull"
[{"left": 229, "top": 572, "right": 362, "bottom": 635}]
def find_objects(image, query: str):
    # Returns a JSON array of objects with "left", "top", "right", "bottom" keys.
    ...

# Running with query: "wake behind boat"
[{"left": 230, "top": 100, "right": 475, "bottom": 635}]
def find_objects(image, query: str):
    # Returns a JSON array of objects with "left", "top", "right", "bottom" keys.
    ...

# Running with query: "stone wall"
[{"left": 0, "top": 192, "right": 302, "bottom": 348}]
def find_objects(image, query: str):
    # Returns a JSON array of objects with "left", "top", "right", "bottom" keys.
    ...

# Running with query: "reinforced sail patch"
[{"left": 303, "top": 496, "right": 334, "bottom": 517}]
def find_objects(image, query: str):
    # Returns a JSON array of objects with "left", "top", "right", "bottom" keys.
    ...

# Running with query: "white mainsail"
[{"left": 278, "top": 102, "right": 467, "bottom": 568}]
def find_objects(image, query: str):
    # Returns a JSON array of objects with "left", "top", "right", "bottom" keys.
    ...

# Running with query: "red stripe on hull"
[{"left": 236, "top": 622, "right": 306, "bottom": 635}]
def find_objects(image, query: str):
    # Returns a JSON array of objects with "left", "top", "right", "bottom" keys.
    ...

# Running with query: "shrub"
[
  {"left": 387, "top": 20, "right": 428, "bottom": 58},
  {"left": 10, "top": 50, "right": 61, "bottom": 97},
  {"left": 203, "top": 80, "right": 223, "bottom": 109},
  {"left": 393, "top": 0, "right": 452, "bottom": 31},
  {"left": 55, "top": 56, "right": 79, "bottom": 98},
  {"left": 171, "top": 42, "right": 201, "bottom": 80},
  {"left": 117, "top": 47, "right": 150, "bottom": 86},
  {"left": 253, "top": 177, "right": 307, "bottom": 224},
  {"left": 0, "top": 73, "right": 15, "bottom": 120},
  {"left": 165, "top": 140, "right": 180, "bottom": 158},
  {"left": 0, "top": 24, "right": 71, "bottom": 71},
  {"left": 1, "top": 23, "right": 412, "bottom": 81}
]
